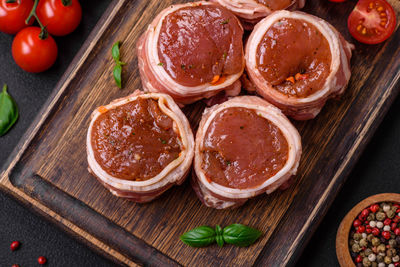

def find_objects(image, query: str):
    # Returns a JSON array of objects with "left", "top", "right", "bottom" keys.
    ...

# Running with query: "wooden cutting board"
[{"left": 1, "top": 0, "right": 399, "bottom": 266}]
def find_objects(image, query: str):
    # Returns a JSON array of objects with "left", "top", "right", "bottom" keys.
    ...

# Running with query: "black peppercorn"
[
  {"left": 387, "top": 210, "right": 395, "bottom": 218},
  {"left": 376, "top": 255, "right": 384, "bottom": 263},
  {"left": 376, "top": 212, "right": 386, "bottom": 221},
  {"left": 389, "top": 239, "right": 397, "bottom": 248}
]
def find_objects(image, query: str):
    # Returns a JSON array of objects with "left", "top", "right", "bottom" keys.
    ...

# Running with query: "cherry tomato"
[
  {"left": 347, "top": 0, "right": 396, "bottom": 44},
  {"left": 0, "top": 0, "right": 34, "bottom": 34},
  {"left": 12, "top": 27, "right": 58, "bottom": 73},
  {"left": 36, "top": 0, "right": 82, "bottom": 36}
]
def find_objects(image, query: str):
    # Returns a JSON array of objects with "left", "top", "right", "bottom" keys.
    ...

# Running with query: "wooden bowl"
[{"left": 336, "top": 193, "right": 400, "bottom": 267}]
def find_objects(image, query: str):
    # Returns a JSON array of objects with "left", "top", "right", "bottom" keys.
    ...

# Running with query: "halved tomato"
[{"left": 348, "top": 0, "right": 396, "bottom": 44}]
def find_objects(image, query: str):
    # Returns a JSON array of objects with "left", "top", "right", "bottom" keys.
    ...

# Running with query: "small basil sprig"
[
  {"left": 180, "top": 226, "right": 216, "bottom": 247},
  {"left": 180, "top": 224, "right": 262, "bottom": 248},
  {"left": 111, "top": 41, "right": 126, "bottom": 88},
  {"left": 0, "top": 84, "right": 19, "bottom": 136}
]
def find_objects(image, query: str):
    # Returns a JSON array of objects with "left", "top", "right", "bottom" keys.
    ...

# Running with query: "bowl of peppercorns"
[{"left": 337, "top": 193, "right": 400, "bottom": 267}]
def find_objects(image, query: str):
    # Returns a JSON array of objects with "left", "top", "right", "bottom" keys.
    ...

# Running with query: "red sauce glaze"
[
  {"left": 256, "top": 18, "right": 332, "bottom": 98},
  {"left": 91, "top": 98, "right": 181, "bottom": 181},
  {"left": 157, "top": 5, "right": 244, "bottom": 86},
  {"left": 201, "top": 107, "right": 289, "bottom": 189},
  {"left": 256, "top": 0, "right": 293, "bottom": 10}
]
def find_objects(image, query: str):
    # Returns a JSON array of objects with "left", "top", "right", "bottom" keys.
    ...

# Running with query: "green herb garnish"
[
  {"left": 0, "top": 84, "right": 19, "bottom": 136},
  {"left": 221, "top": 19, "right": 229, "bottom": 25},
  {"left": 158, "top": 62, "right": 164, "bottom": 66},
  {"left": 240, "top": 126, "right": 244, "bottom": 129},
  {"left": 223, "top": 52, "right": 227, "bottom": 59},
  {"left": 160, "top": 138, "right": 167, "bottom": 144},
  {"left": 180, "top": 224, "right": 262, "bottom": 248},
  {"left": 181, "top": 64, "right": 186, "bottom": 70},
  {"left": 111, "top": 41, "right": 126, "bottom": 88}
]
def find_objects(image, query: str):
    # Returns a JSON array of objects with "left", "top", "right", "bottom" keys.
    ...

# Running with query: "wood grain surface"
[{"left": 1, "top": 0, "right": 399, "bottom": 266}]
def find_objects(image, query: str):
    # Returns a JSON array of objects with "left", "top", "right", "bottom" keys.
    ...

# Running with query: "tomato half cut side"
[{"left": 348, "top": 0, "right": 396, "bottom": 44}]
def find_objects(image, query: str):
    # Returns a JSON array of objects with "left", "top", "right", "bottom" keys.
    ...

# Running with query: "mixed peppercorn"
[
  {"left": 349, "top": 202, "right": 400, "bottom": 267},
  {"left": 9, "top": 240, "right": 47, "bottom": 265}
]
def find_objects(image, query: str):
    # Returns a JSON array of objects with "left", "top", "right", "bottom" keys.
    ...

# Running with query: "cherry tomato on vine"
[
  {"left": 12, "top": 27, "right": 58, "bottom": 73},
  {"left": 0, "top": 0, "right": 34, "bottom": 34},
  {"left": 347, "top": 0, "right": 396, "bottom": 44},
  {"left": 36, "top": 0, "right": 82, "bottom": 36}
]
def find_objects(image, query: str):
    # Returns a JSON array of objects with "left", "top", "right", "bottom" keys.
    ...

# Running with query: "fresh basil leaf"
[
  {"left": 113, "top": 65, "right": 122, "bottom": 89},
  {"left": 0, "top": 84, "right": 19, "bottom": 136},
  {"left": 215, "top": 225, "right": 224, "bottom": 247},
  {"left": 222, "top": 224, "right": 262, "bottom": 247},
  {"left": 111, "top": 41, "right": 120, "bottom": 62},
  {"left": 180, "top": 226, "right": 216, "bottom": 247}
]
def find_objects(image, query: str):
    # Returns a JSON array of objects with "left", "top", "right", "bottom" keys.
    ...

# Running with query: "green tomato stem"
[
  {"left": 25, "top": 0, "right": 48, "bottom": 40},
  {"left": 62, "top": 0, "right": 72, "bottom": 6}
]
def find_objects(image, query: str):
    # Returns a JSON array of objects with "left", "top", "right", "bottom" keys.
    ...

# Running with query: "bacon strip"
[
  {"left": 192, "top": 96, "right": 302, "bottom": 209},
  {"left": 137, "top": 1, "right": 245, "bottom": 106},
  {"left": 245, "top": 11, "right": 354, "bottom": 120},
  {"left": 87, "top": 90, "right": 194, "bottom": 202},
  {"left": 211, "top": 0, "right": 306, "bottom": 29}
]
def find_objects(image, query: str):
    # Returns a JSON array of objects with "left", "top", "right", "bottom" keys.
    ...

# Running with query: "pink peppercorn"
[
  {"left": 353, "top": 219, "right": 362, "bottom": 228},
  {"left": 38, "top": 256, "right": 47, "bottom": 265},
  {"left": 370, "top": 204, "right": 380, "bottom": 213},
  {"left": 10, "top": 241, "right": 20, "bottom": 251},
  {"left": 372, "top": 228, "right": 380, "bottom": 236},
  {"left": 395, "top": 228, "right": 400, "bottom": 236},
  {"left": 382, "top": 231, "right": 391, "bottom": 240},
  {"left": 357, "top": 225, "right": 366, "bottom": 233},
  {"left": 361, "top": 209, "right": 370, "bottom": 217}
]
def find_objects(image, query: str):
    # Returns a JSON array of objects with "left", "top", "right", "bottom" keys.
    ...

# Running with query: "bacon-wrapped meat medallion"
[
  {"left": 87, "top": 91, "right": 194, "bottom": 202},
  {"left": 192, "top": 96, "right": 302, "bottom": 209},
  {"left": 137, "top": 1, "right": 245, "bottom": 105},
  {"left": 245, "top": 11, "right": 353, "bottom": 120},
  {"left": 210, "top": 0, "right": 306, "bottom": 29}
]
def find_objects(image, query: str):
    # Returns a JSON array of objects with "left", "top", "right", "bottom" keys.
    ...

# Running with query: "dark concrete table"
[{"left": 1, "top": 1, "right": 399, "bottom": 266}]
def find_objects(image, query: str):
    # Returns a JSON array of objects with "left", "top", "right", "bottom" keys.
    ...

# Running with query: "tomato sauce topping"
[
  {"left": 201, "top": 107, "right": 289, "bottom": 189},
  {"left": 256, "top": 18, "right": 332, "bottom": 98},
  {"left": 256, "top": 0, "right": 293, "bottom": 10},
  {"left": 91, "top": 98, "right": 181, "bottom": 181},
  {"left": 157, "top": 5, "right": 243, "bottom": 86}
]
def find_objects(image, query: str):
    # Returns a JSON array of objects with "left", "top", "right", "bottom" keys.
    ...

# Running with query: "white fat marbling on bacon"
[
  {"left": 87, "top": 90, "right": 194, "bottom": 202},
  {"left": 137, "top": 1, "right": 245, "bottom": 106},
  {"left": 210, "top": 0, "right": 305, "bottom": 29},
  {"left": 193, "top": 96, "right": 302, "bottom": 209},
  {"left": 244, "top": 11, "right": 354, "bottom": 120}
]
